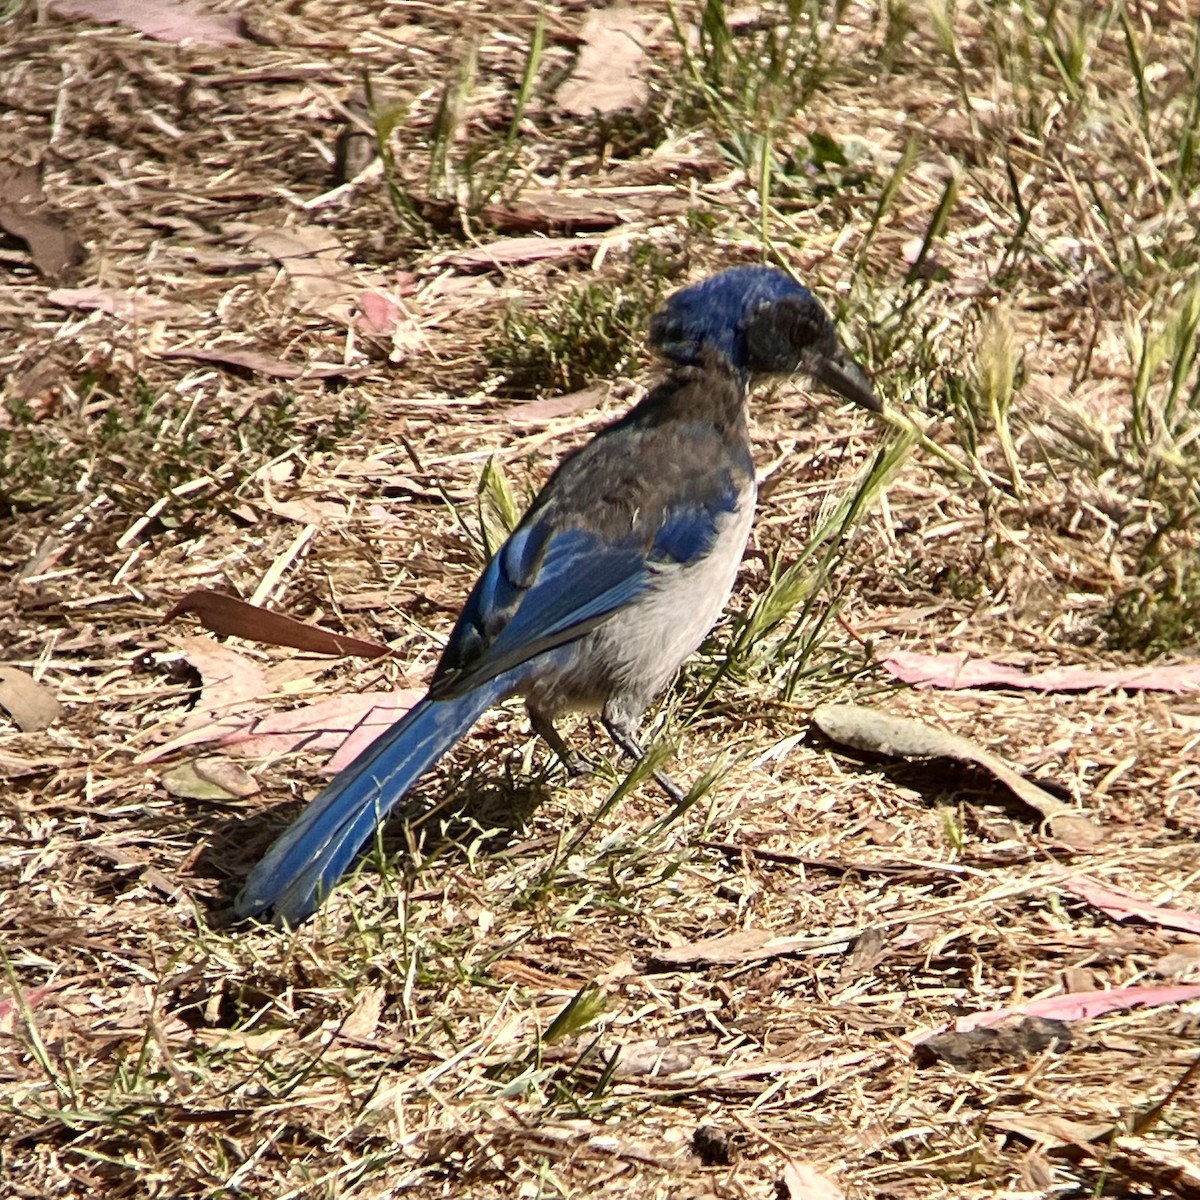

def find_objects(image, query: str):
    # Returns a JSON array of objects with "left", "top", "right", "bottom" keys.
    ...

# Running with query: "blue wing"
[{"left": 429, "top": 476, "right": 739, "bottom": 700}]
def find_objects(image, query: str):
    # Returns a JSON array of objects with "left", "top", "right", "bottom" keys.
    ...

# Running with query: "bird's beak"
[{"left": 813, "top": 350, "right": 881, "bottom": 412}]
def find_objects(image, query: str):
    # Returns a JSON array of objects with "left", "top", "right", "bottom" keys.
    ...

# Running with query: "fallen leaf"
[
  {"left": 220, "top": 690, "right": 424, "bottom": 772},
  {"left": 354, "top": 290, "right": 402, "bottom": 334},
  {"left": 881, "top": 649, "right": 1200, "bottom": 695},
  {"left": 1154, "top": 944, "right": 1200, "bottom": 980},
  {"left": 0, "top": 752, "right": 62, "bottom": 778},
  {"left": 0, "top": 160, "right": 84, "bottom": 280},
  {"left": 250, "top": 226, "right": 358, "bottom": 322},
  {"left": 414, "top": 190, "right": 685, "bottom": 236},
  {"left": 0, "top": 666, "right": 61, "bottom": 732},
  {"left": 1106, "top": 1135, "right": 1200, "bottom": 1196},
  {"left": 435, "top": 235, "right": 604, "bottom": 271},
  {"left": 779, "top": 1161, "right": 846, "bottom": 1200},
  {"left": 47, "top": 286, "right": 190, "bottom": 322},
  {"left": 161, "top": 757, "right": 260, "bottom": 800},
  {"left": 953, "top": 982, "right": 1200, "bottom": 1030},
  {"left": 166, "top": 635, "right": 272, "bottom": 736},
  {"left": 838, "top": 925, "right": 888, "bottom": 981},
  {"left": 556, "top": 8, "right": 651, "bottom": 116},
  {"left": 157, "top": 346, "right": 367, "bottom": 380},
  {"left": 508, "top": 386, "right": 605, "bottom": 426},
  {"left": 647, "top": 926, "right": 856, "bottom": 969},
  {"left": 987, "top": 1111, "right": 1114, "bottom": 1149},
  {"left": 166, "top": 590, "right": 389, "bottom": 658},
  {"left": 0, "top": 979, "right": 73, "bottom": 1031},
  {"left": 1058, "top": 874, "right": 1200, "bottom": 936},
  {"left": 352, "top": 290, "right": 424, "bottom": 361},
  {"left": 812, "top": 703, "right": 1102, "bottom": 848},
  {"left": 46, "top": 0, "right": 246, "bottom": 44},
  {"left": 338, "top": 985, "right": 385, "bottom": 1041}
]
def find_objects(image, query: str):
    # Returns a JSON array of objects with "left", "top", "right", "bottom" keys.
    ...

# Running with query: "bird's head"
[{"left": 648, "top": 265, "right": 880, "bottom": 412}]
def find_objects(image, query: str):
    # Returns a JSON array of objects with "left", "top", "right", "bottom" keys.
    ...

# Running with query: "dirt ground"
[{"left": 2, "top": 2, "right": 1199, "bottom": 1198}]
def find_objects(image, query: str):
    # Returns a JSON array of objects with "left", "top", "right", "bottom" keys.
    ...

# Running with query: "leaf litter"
[{"left": 2, "top": 3, "right": 1200, "bottom": 1200}]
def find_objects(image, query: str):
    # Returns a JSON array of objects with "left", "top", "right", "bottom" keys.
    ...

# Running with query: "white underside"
[{"left": 525, "top": 479, "right": 757, "bottom": 721}]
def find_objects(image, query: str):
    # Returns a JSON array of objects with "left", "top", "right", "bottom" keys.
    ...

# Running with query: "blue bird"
[{"left": 236, "top": 265, "right": 879, "bottom": 925}]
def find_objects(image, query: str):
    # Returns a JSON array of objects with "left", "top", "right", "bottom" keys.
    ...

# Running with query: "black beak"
[{"left": 812, "top": 350, "right": 881, "bottom": 412}]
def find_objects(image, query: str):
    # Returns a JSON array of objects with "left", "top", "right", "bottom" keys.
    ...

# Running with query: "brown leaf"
[
  {"left": 157, "top": 346, "right": 367, "bottom": 380},
  {"left": 413, "top": 190, "right": 685, "bottom": 237},
  {"left": 166, "top": 590, "right": 389, "bottom": 658},
  {"left": 1107, "top": 1136, "right": 1200, "bottom": 1197},
  {"left": 46, "top": 0, "right": 246, "bottom": 44},
  {"left": 1153, "top": 944, "right": 1200, "bottom": 980},
  {"left": 881, "top": 649, "right": 1200, "bottom": 695},
  {"left": 812, "top": 703, "right": 1102, "bottom": 848},
  {"left": 507, "top": 387, "right": 606, "bottom": 426},
  {"left": 0, "top": 665, "right": 61, "bottom": 732},
  {"left": 647, "top": 927, "right": 855, "bottom": 970},
  {"left": 249, "top": 226, "right": 358, "bottom": 322},
  {"left": 987, "top": 1111, "right": 1114, "bottom": 1150},
  {"left": 778, "top": 1161, "right": 846, "bottom": 1200},
  {"left": 556, "top": 8, "right": 652, "bottom": 116},
  {"left": 0, "top": 160, "right": 84, "bottom": 280},
  {"left": 47, "top": 287, "right": 190, "bottom": 322},
  {"left": 913, "top": 1016, "right": 1071, "bottom": 1070},
  {"left": 339, "top": 985, "right": 386, "bottom": 1041},
  {"left": 436, "top": 236, "right": 604, "bottom": 271}
]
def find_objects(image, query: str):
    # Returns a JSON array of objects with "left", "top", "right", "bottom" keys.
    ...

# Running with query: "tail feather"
[{"left": 236, "top": 679, "right": 508, "bottom": 925}]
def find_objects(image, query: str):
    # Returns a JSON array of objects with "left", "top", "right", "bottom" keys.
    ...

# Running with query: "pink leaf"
[
  {"left": 46, "top": 0, "right": 246, "bottom": 44},
  {"left": 956, "top": 983, "right": 1200, "bottom": 1031},
  {"left": 219, "top": 690, "right": 425, "bottom": 773},
  {"left": 881, "top": 649, "right": 1200, "bottom": 694},
  {"left": 355, "top": 290, "right": 402, "bottom": 334},
  {"left": 1058, "top": 874, "right": 1200, "bottom": 936}
]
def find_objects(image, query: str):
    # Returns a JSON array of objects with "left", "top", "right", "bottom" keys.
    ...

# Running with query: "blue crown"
[{"left": 649, "top": 265, "right": 823, "bottom": 373}]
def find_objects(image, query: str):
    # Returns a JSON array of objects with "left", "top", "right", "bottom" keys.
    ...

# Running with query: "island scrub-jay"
[{"left": 236, "top": 266, "right": 879, "bottom": 925}]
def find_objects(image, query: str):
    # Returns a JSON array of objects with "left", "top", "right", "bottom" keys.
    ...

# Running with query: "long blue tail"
[{"left": 235, "top": 677, "right": 509, "bottom": 925}]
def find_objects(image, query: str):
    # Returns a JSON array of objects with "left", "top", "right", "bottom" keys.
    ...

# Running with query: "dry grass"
[{"left": 2, "top": 1, "right": 1200, "bottom": 1197}]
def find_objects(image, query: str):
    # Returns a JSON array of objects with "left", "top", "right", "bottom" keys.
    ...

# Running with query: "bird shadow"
[
  {"left": 193, "top": 751, "right": 559, "bottom": 930},
  {"left": 806, "top": 727, "right": 1075, "bottom": 832}
]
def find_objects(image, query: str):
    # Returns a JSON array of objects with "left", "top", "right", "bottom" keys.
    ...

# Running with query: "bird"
[{"left": 235, "top": 265, "right": 879, "bottom": 925}]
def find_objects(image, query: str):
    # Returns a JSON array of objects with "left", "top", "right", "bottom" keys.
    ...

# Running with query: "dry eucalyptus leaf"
[
  {"left": 0, "top": 665, "right": 61, "bottom": 732},
  {"left": 47, "top": 286, "right": 190, "bottom": 322},
  {"left": 778, "top": 1161, "right": 845, "bottom": 1200},
  {"left": 46, "top": 0, "right": 246, "bottom": 45},
  {"left": 166, "top": 589, "right": 388, "bottom": 657},
  {"left": 812, "top": 703, "right": 1102, "bottom": 848},
  {"left": 882, "top": 649, "right": 1200, "bottom": 695},
  {"left": 0, "top": 160, "right": 84, "bottom": 280},
  {"left": 161, "top": 757, "right": 259, "bottom": 800},
  {"left": 556, "top": 8, "right": 651, "bottom": 116},
  {"left": 157, "top": 346, "right": 368, "bottom": 380}
]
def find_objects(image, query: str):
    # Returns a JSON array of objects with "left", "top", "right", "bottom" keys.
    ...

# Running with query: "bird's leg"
[
  {"left": 529, "top": 709, "right": 594, "bottom": 781},
  {"left": 601, "top": 714, "right": 687, "bottom": 805}
]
